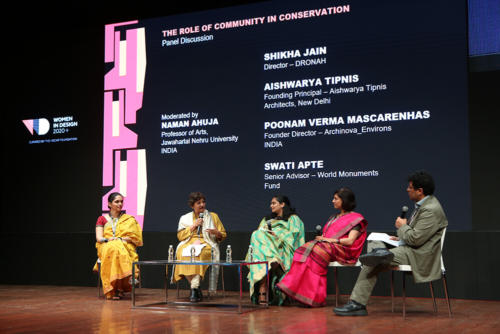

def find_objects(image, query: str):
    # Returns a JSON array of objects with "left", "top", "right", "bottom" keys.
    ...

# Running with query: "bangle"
[{"left": 337, "top": 239, "right": 341, "bottom": 244}]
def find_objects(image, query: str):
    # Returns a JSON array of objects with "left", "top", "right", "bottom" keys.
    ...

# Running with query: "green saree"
[{"left": 246, "top": 214, "right": 305, "bottom": 305}]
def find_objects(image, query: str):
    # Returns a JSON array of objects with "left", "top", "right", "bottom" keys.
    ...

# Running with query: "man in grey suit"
[{"left": 334, "top": 170, "right": 448, "bottom": 316}]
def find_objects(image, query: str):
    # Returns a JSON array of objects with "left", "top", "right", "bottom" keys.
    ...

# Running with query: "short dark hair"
[
  {"left": 188, "top": 192, "right": 206, "bottom": 207},
  {"left": 408, "top": 170, "right": 435, "bottom": 196},
  {"left": 266, "top": 194, "right": 296, "bottom": 221},
  {"left": 334, "top": 187, "right": 356, "bottom": 211},
  {"left": 107, "top": 192, "right": 123, "bottom": 209}
]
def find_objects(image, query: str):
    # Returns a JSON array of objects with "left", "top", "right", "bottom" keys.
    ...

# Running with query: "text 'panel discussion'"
[{"left": 2, "top": 0, "right": 499, "bottom": 333}]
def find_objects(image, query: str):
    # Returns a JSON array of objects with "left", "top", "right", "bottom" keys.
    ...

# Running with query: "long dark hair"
[{"left": 265, "top": 194, "right": 296, "bottom": 221}]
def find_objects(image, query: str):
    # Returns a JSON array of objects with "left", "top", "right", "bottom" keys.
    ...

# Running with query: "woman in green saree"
[{"left": 246, "top": 195, "right": 305, "bottom": 305}]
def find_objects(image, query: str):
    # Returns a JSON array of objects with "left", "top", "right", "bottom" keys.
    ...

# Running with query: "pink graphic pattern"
[
  {"left": 22, "top": 120, "right": 34, "bottom": 135},
  {"left": 103, "top": 21, "right": 147, "bottom": 229}
]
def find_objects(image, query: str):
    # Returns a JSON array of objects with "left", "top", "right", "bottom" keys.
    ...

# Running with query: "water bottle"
[
  {"left": 226, "top": 245, "right": 232, "bottom": 263},
  {"left": 190, "top": 247, "right": 196, "bottom": 262},
  {"left": 168, "top": 245, "right": 174, "bottom": 262},
  {"left": 248, "top": 245, "right": 254, "bottom": 262}
]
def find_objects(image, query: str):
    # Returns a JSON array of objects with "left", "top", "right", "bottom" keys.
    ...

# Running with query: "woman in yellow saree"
[
  {"left": 93, "top": 192, "right": 143, "bottom": 300},
  {"left": 173, "top": 192, "right": 227, "bottom": 302}
]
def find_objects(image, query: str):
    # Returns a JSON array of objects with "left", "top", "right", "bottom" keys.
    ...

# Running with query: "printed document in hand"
[
  {"left": 367, "top": 232, "right": 405, "bottom": 247},
  {"left": 182, "top": 244, "right": 206, "bottom": 257}
]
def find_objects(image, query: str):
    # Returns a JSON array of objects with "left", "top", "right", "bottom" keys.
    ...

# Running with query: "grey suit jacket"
[{"left": 395, "top": 195, "right": 448, "bottom": 283}]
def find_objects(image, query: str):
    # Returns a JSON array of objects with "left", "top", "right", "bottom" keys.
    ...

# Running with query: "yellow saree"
[
  {"left": 93, "top": 214, "right": 143, "bottom": 298},
  {"left": 173, "top": 211, "right": 226, "bottom": 282}
]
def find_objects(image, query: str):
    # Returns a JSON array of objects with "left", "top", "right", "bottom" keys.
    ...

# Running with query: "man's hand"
[{"left": 395, "top": 217, "right": 407, "bottom": 229}]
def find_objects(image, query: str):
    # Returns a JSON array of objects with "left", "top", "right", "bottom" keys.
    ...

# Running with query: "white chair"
[
  {"left": 390, "top": 227, "right": 452, "bottom": 318},
  {"left": 329, "top": 260, "right": 362, "bottom": 306}
]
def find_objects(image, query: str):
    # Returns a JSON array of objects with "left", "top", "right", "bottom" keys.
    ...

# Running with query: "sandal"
[
  {"left": 258, "top": 292, "right": 267, "bottom": 305},
  {"left": 112, "top": 291, "right": 121, "bottom": 300}
]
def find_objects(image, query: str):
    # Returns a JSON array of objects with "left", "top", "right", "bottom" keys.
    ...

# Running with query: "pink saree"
[{"left": 277, "top": 212, "right": 367, "bottom": 307}]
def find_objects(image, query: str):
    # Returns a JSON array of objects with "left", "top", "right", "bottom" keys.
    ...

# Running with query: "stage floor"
[{"left": 1, "top": 285, "right": 499, "bottom": 333}]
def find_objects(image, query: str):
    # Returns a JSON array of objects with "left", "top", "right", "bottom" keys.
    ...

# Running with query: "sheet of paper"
[
  {"left": 181, "top": 244, "right": 206, "bottom": 257},
  {"left": 367, "top": 232, "right": 405, "bottom": 247}
]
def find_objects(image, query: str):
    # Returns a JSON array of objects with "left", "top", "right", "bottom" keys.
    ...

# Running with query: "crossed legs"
[{"left": 334, "top": 241, "right": 409, "bottom": 315}]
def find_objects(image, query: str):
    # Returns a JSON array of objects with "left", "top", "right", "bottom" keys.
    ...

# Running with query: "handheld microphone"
[
  {"left": 400, "top": 206, "right": 409, "bottom": 218},
  {"left": 315, "top": 225, "right": 323, "bottom": 236},
  {"left": 197, "top": 212, "right": 204, "bottom": 235}
]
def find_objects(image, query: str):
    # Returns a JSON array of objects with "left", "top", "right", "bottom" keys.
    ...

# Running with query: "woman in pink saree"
[{"left": 277, "top": 187, "right": 367, "bottom": 307}]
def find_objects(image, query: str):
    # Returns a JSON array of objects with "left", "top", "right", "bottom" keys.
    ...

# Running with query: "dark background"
[{"left": 2, "top": 0, "right": 499, "bottom": 300}]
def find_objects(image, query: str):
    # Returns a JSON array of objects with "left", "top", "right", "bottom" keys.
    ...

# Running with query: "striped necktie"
[{"left": 408, "top": 204, "right": 420, "bottom": 226}]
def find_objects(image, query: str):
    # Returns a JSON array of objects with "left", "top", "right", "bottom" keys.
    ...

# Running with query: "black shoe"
[
  {"left": 359, "top": 249, "right": 394, "bottom": 267},
  {"left": 189, "top": 289, "right": 200, "bottom": 302},
  {"left": 196, "top": 288, "right": 203, "bottom": 302},
  {"left": 333, "top": 300, "right": 368, "bottom": 316}
]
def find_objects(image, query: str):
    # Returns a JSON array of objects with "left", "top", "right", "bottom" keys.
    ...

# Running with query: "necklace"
[
  {"left": 109, "top": 212, "right": 121, "bottom": 237},
  {"left": 326, "top": 211, "right": 350, "bottom": 230},
  {"left": 337, "top": 211, "right": 349, "bottom": 217}
]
